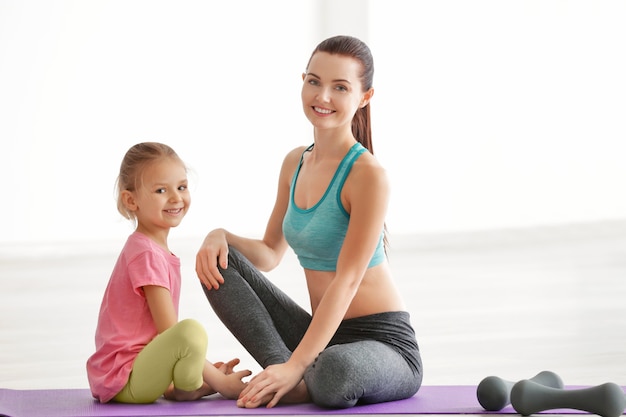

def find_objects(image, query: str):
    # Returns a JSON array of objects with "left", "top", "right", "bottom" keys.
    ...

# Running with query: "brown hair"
[
  {"left": 116, "top": 142, "right": 183, "bottom": 222},
  {"left": 307, "top": 36, "right": 390, "bottom": 253},
  {"left": 307, "top": 35, "right": 375, "bottom": 154}
]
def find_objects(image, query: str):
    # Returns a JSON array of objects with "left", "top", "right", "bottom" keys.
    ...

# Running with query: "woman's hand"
[
  {"left": 195, "top": 229, "right": 229, "bottom": 290},
  {"left": 237, "top": 362, "right": 305, "bottom": 408}
]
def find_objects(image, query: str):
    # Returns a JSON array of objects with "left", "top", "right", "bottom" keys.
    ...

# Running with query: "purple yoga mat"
[{"left": 0, "top": 385, "right": 621, "bottom": 417}]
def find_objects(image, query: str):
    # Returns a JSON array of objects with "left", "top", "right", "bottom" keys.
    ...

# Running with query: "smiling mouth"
[
  {"left": 165, "top": 208, "right": 183, "bottom": 214},
  {"left": 313, "top": 106, "right": 334, "bottom": 114}
]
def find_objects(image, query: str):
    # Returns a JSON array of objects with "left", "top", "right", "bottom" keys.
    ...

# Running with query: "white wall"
[
  {"left": 370, "top": 0, "right": 626, "bottom": 234},
  {"left": 0, "top": 0, "right": 317, "bottom": 245},
  {"left": 1, "top": 0, "right": 625, "bottom": 246}
]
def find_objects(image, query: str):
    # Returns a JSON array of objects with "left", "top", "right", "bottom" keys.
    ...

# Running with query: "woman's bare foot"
[
  {"left": 279, "top": 381, "right": 310, "bottom": 404},
  {"left": 237, "top": 381, "right": 310, "bottom": 408},
  {"left": 237, "top": 392, "right": 273, "bottom": 408}
]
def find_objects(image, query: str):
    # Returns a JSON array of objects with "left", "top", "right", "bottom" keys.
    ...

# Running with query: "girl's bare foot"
[{"left": 164, "top": 382, "right": 215, "bottom": 401}]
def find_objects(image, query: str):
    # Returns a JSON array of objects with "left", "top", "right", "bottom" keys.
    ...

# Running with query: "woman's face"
[{"left": 301, "top": 52, "right": 372, "bottom": 133}]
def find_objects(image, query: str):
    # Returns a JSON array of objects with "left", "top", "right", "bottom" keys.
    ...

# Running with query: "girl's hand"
[
  {"left": 237, "top": 362, "right": 304, "bottom": 408},
  {"left": 216, "top": 369, "right": 252, "bottom": 400},
  {"left": 196, "top": 229, "right": 229, "bottom": 290},
  {"left": 216, "top": 358, "right": 242, "bottom": 375},
  {"left": 205, "top": 358, "right": 252, "bottom": 400}
]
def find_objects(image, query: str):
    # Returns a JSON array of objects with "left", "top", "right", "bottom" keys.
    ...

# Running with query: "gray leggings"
[{"left": 201, "top": 247, "right": 423, "bottom": 408}]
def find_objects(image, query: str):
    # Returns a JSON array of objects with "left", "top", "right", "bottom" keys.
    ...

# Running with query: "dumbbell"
[
  {"left": 511, "top": 379, "right": 626, "bottom": 417},
  {"left": 477, "top": 371, "right": 564, "bottom": 411}
]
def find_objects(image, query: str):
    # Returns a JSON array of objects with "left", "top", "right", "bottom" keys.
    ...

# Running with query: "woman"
[{"left": 195, "top": 35, "right": 423, "bottom": 409}]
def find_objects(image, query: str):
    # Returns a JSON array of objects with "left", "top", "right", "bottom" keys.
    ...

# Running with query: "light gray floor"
[{"left": 1, "top": 220, "right": 625, "bottom": 395}]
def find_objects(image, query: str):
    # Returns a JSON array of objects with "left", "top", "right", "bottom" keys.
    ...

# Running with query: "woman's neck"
[{"left": 312, "top": 128, "right": 356, "bottom": 159}]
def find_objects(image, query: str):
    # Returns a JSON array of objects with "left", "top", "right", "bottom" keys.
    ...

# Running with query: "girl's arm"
[
  {"left": 144, "top": 285, "right": 178, "bottom": 333},
  {"left": 202, "top": 359, "right": 252, "bottom": 399}
]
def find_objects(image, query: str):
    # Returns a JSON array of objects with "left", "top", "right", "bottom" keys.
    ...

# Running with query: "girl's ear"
[
  {"left": 360, "top": 87, "right": 374, "bottom": 108},
  {"left": 121, "top": 190, "right": 138, "bottom": 212}
]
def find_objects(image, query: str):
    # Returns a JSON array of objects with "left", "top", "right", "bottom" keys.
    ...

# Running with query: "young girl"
[
  {"left": 87, "top": 142, "right": 251, "bottom": 404},
  {"left": 195, "top": 36, "right": 423, "bottom": 409}
]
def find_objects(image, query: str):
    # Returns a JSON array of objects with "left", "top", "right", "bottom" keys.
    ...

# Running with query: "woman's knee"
[
  {"left": 304, "top": 343, "right": 421, "bottom": 408},
  {"left": 304, "top": 347, "right": 361, "bottom": 408},
  {"left": 223, "top": 245, "right": 256, "bottom": 276}
]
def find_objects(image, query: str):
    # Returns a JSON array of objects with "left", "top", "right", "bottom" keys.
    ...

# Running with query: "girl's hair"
[
  {"left": 307, "top": 35, "right": 375, "bottom": 154},
  {"left": 116, "top": 142, "right": 183, "bottom": 222},
  {"left": 307, "top": 36, "right": 390, "bottom": 253}
]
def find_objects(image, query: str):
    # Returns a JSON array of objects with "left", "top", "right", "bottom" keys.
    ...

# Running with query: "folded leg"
[{"left": 201, "top": 246, "right": 311, "bottom": 367}]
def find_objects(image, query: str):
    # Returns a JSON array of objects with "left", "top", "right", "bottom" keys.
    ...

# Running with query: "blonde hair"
[{"left": 115, "top": 142, "right": 184, "bottom": 222}]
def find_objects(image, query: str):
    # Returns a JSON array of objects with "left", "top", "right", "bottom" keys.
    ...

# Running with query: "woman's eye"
[
  {"left": 335, "top": 85, "right": 347, "bottom": 92},
  {"left": 308, "top": 79, "right": 320, "bottom": 86}
]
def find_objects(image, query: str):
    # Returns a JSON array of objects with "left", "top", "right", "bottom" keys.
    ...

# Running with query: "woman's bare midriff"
[{"left": 305, "top": 261, "right": 406, "bottom": 318}]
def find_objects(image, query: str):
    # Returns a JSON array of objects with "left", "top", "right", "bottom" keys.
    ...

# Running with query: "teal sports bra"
[{"left": 282, "top": 142, "right": 386, "bottom": 271}]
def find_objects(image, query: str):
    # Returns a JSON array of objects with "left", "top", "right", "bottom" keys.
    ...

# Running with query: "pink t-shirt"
[{"left": 86, "top": 232, "right": 181, "bottom": 403}]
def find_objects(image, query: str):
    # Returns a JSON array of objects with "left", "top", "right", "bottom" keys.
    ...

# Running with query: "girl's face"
[
  {"left": 301, "top": 52, "right": 373, "bottom": 133},
  {"left": 125, "top": 157, "right": 190, "bottom": 238}
]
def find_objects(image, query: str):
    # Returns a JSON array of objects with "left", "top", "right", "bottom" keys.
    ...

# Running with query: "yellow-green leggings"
[{"left": 113, "top": 318, "right": 208, "bottom": 404}]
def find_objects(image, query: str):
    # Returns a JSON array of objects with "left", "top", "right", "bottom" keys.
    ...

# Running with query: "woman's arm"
[
  {"left": 292, "top": 158, "right": 391, "bottom": 369},
  {"left": 239, "top": 158, "right": 391, "bottom": 408},
  {"left": 195, "top": 148, "right": 303, "bottom": 290}
]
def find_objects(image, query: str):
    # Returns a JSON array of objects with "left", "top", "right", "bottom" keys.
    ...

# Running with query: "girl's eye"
[
  {"left": 156, "top": 188, "right": 166, "bottom": 194},
  {"left": 178, "top": 185, "right": 187, "bottom": 191}
]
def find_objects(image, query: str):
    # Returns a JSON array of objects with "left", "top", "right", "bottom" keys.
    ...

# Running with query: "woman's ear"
[
  {"left": 360, "top": 88, "right": 374, "bottom": 108},
  {"left": 121, "top": 190, "right": 138, "bottom": 212}
]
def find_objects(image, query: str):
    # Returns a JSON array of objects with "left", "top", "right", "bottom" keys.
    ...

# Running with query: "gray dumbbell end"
[
  {"left": 477, "top": 376, "right": 515, "bottom": 411},
  {"left": 530, "top": 370, "right": 564, "bottom": 389},
  {"left": 511, "top": 379, "right": 626, "bottom": 417},
  {"left": 477, "top": 371, "right": 564, "bottom": 411}
]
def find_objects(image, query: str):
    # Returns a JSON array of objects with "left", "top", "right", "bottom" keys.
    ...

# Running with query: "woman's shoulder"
[
  {"left": 346, "top": 150, "right": 389, "bottom": 199},
  {"left": 354, "top": 149, "right": 387, "bottom": 180},
  {"left": 286, "top": 145, "right": 311, "bottom": 159},
  {"left": 280, "top": 145, "right": 312, "bottom": 169}
]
